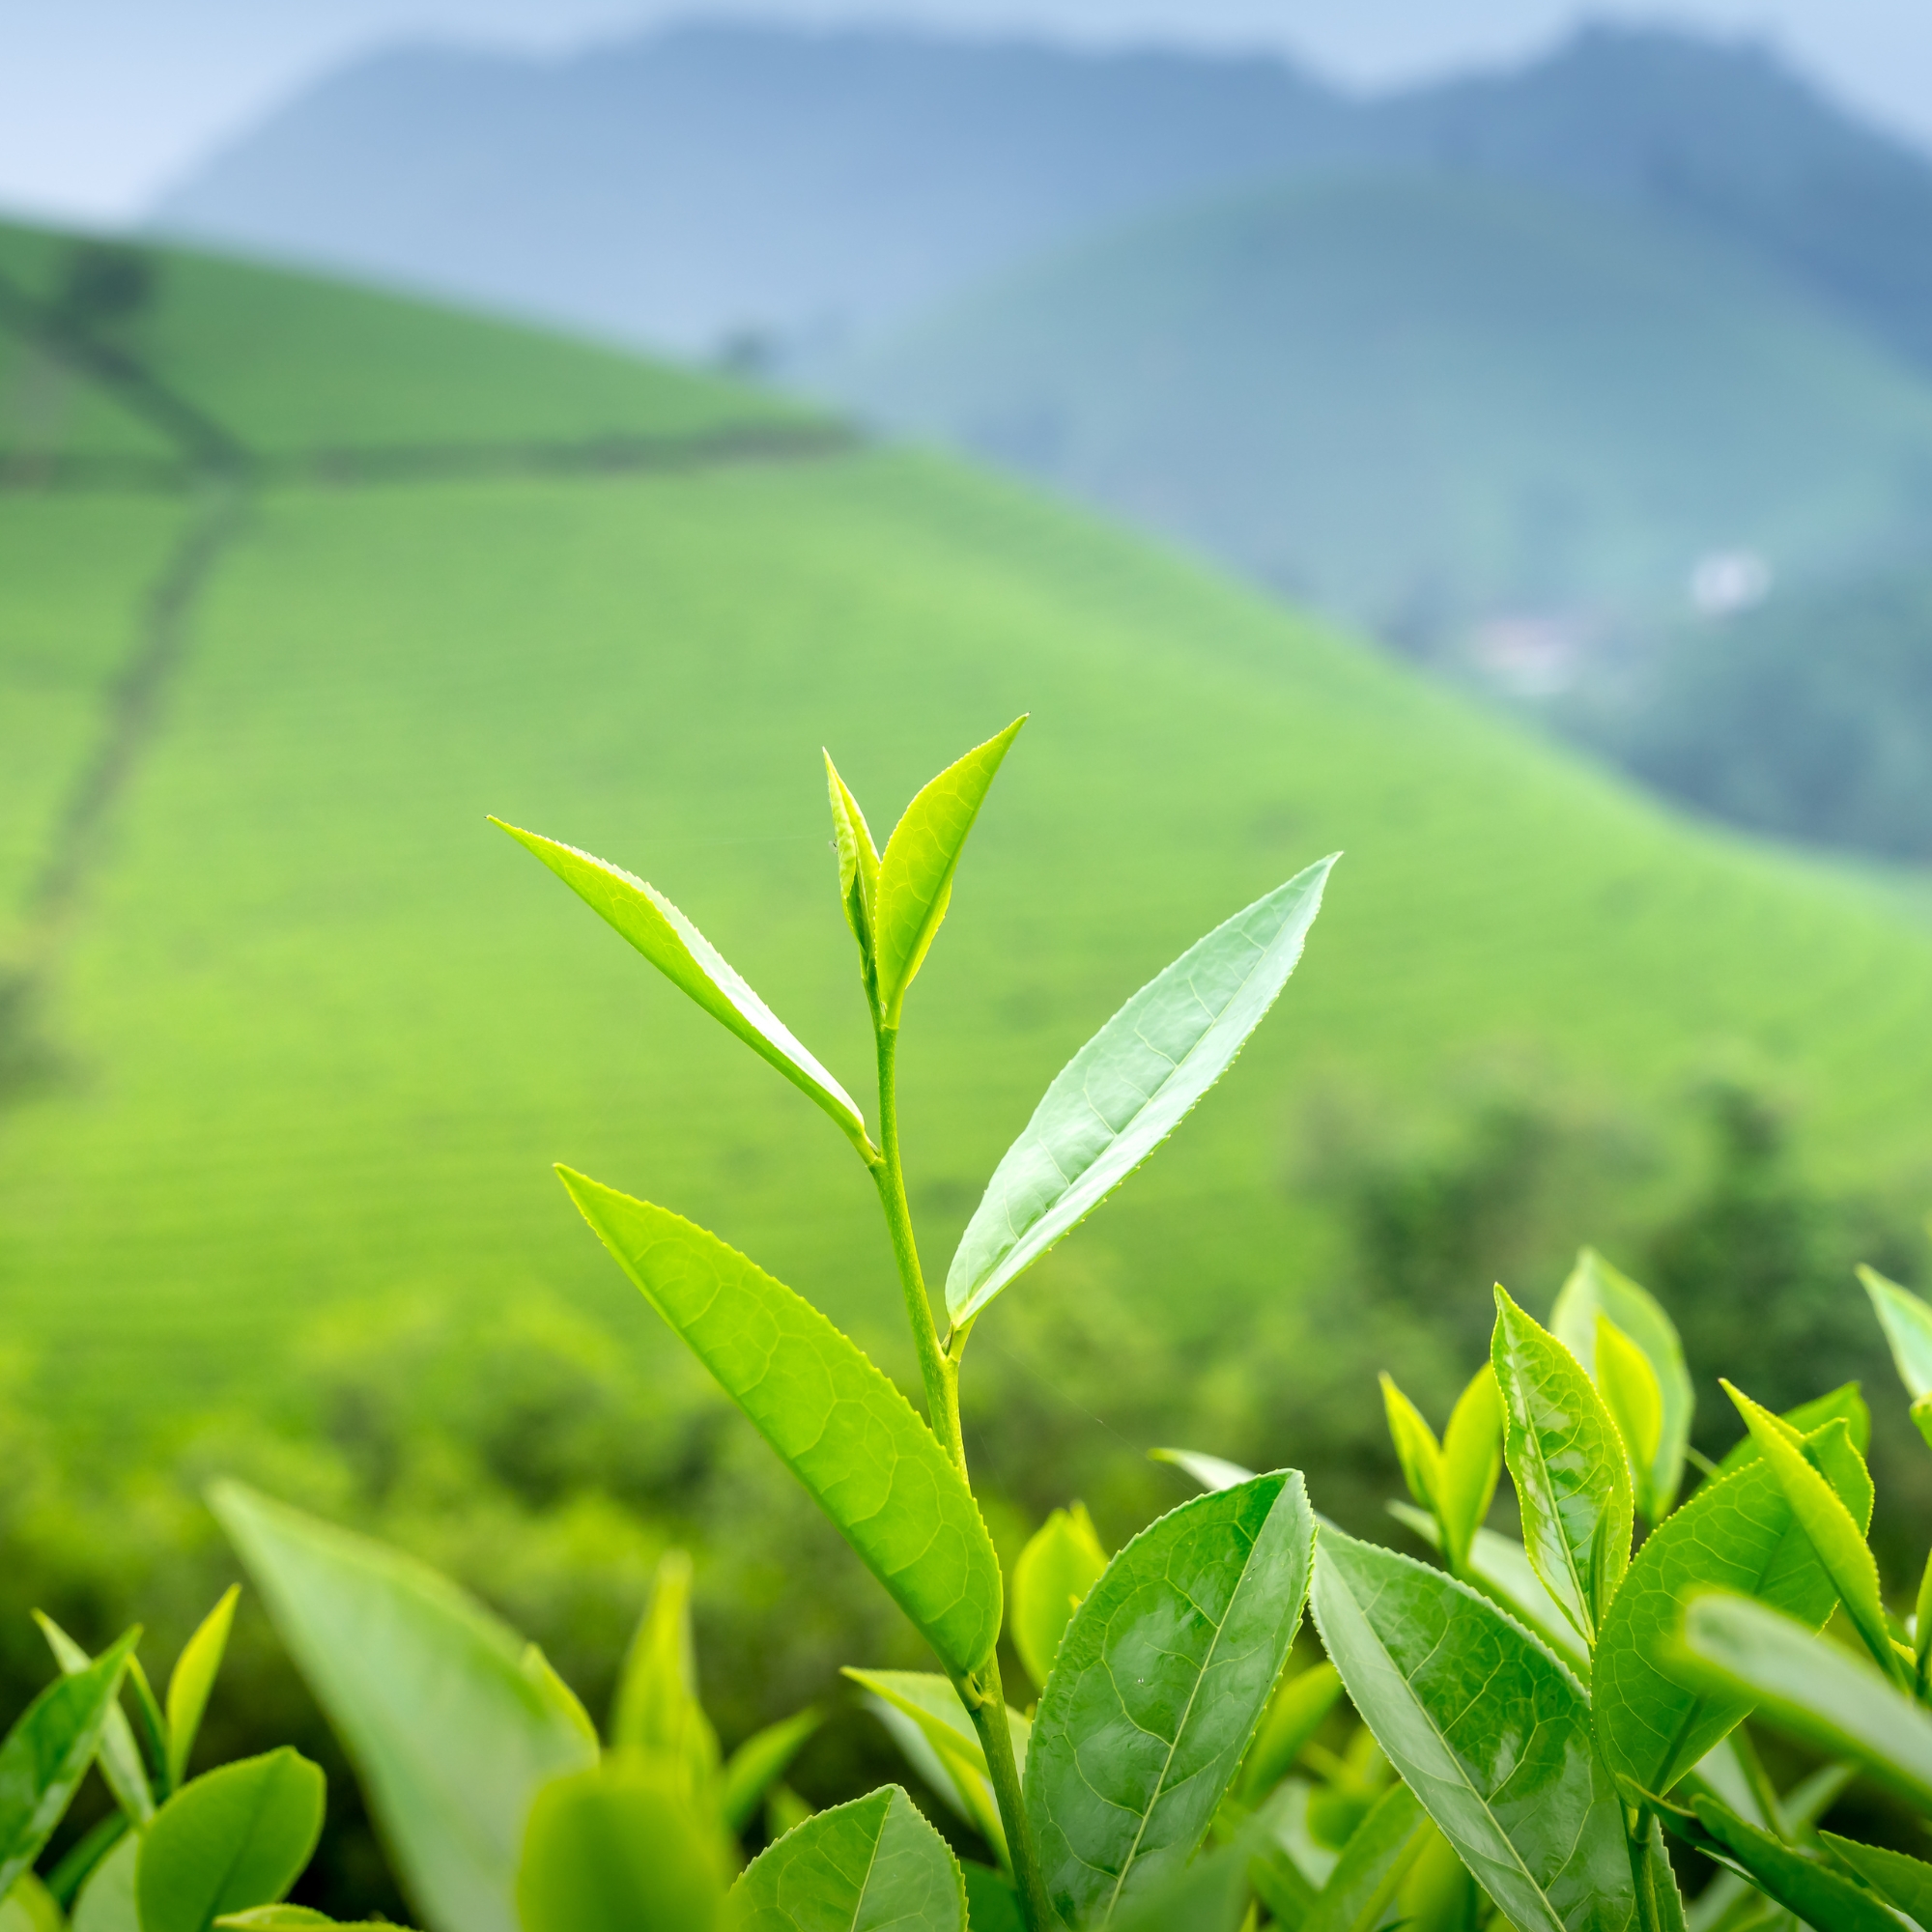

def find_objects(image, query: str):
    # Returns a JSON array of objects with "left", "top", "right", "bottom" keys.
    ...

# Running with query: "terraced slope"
[{"left": 2, "top": 217, "right": 1930, "bottom": 1423}]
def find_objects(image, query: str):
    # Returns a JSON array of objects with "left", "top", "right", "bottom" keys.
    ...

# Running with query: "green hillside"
[
  {"left": 4, "top": 215, "right": 1932, "bottom": 1427},
  {"left": 825, "top": 172, "right": 1932, "bottom": 639}
]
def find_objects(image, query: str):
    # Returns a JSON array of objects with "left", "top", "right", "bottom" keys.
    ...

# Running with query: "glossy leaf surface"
[
  {"left": 561, "top": 1172, "right": 1002, "bottom": 1677},
  {"left": 1821, "top": 1833, "right": 1932, "bottom": 1920},
  {"left": 720, "top": 1710, "right": 823, "bottom": 1836},
  {"left": 611, "top": 1550, "right": 721, "bottom": 1799},
  {"left": 1301, "top": 1781, "right": 1430, "bottom": 1932},
  {"left": 823, "top": 752, "right": 881, "bottom": 972},
  {"left": 1311, "top": 1527, "right": 1631, "bottom": 1932},
  {"left": 167, "top": 1588, "right": 240, "bottom": 1790},
  {"left": 1861, "top": 1264, "right": 1932, "bottom": 1398},
  {"left": 1026, "top": 1472, "right": 1314, "bottom": 1928},
  {"left": 211, "top": 1483, "right": 595, "bottom": 1932},
  {"left": 1551, "top": 1249, "right": 1692, "bottom": 1519},
  {"left": 1690, "top": 1799, "right": 1894, "bottom": 1932},
  {"left": 947, "top": 857, "right": 1333, "bottom": 1323},
  {"left": 493, "top": 819, "right": 869, "bottom": 1152},
  {"left": 1492, "top": 1287, "right": 1632, "bottom": 1643},
  {"left": 33, "top": 1614, "right": 153, "bottom": 1826},
  {"left": 516, "top": 1759, "right": 726, "bottom": 1932},
  {"left": 732, "top": 1785, "right": 965, "bottom": 1932},
  {"left": 1386, "top": 1503, "right": 1587, "bottom": 1669},
  {"left": 136, "top": 1749, "right": 324, "bottom": 1932},
  {"left": 1010, "top": 1504, "right": 1108, "bottom": 1692},
  {"left": 1713, "top": 1381, "right": 1870, "bottom": 1478},
  {"left": 872, "top": 719, "right": 1024, "bottom": 1024}
]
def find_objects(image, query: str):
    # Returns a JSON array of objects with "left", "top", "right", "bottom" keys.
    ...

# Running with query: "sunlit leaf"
[
  {"left": 1240, "top": 1661, "right": 1343, "bottom": 1802},
  {"left": 719, "top": 1710, "right": 822, "bottom": 1837},
  {"left": 1594, "top": 1318, "right": 1663, "bottom": 1511},
  {"left": 1386, "top": 1502, "right": 1588, "bottom": 1670},
  {"left": 0, "top": 1874, "right": 64, "bottom": 1932},
  {"left": 136, "top": 1749, "right": 324, "bottom": 1932},
  {"left": 947, "top": 857, "right": 1334, "bottom": 1324},
  {"left": 216, "top": 1912, "right": 413, "bottom": 1930},
  {"left": 33, "top": 1613, "right": 154, "bottom": 1826},
  {"left": 1009, "top": 1504, "right": 1108, "bottom": 1692},
  {"left": 611, "top": 1550, "right": 722, "bottom": 1804},
  {"left": 1859, "top": 1264, "right": 1932, "bottom": 1400},
  {"left": 1149, "top": 1447, "right": 1255, "bottom": 1493},
  {"left": 731, "top": 1785, "right": 965, "bottom": 1931},
  {"left": 166, "top": 1588, "right": 240, "bottom": 1792},
  {"left": 1378, "top": 1374, "right": 1442, "bottom": 1518},
  {"left": 1437, "top": 1366, "right": 1504, "bottom": 1572},
  {"left": 1713, "top": 1381, "right": 1871, "bottom": 1478},
  {"left": 823, "top": 751, "right": 881, "bottom": 976},
  {"left": 71, "top": 1833, "right": 139, "bottom": 1932},
  {"left": 560, "top": 1171, "right": 1002, "bottom": 1678}
]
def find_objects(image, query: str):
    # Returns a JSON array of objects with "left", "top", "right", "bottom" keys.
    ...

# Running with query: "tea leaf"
[
  {"left": 959, "top": 1864, "right": 1024, "bottom": 1932},
  {"left": 1689, "top": 1798, "right": 1895, "bottom": 1932},
  {"left": 1239, "top": 1661, "right": 1343, "bottom": 1801},
  {"left": 211, "top": 1483, "right": 595, "bottom": 1932},
  {"left": 1149, "top": 1447, "right": 1255, "bottom": 1493},
  {"left": 1311, "top": 1527, "right": 1631, "bottom": 1932},
  {"left": 216, "top": 1914, "right": 410, "bottom": 1930},
  {"left": 136, "top": 1750, "right": 325, "bottom": 1932},
  {"left": 1103, "top": 1839, "right": 1253, "bottom": 1932},
  {"left": 872, "top": 719, "right": 1025, "bottom": 1025},
  {"left": 1491, "top": 1287, "right": 1633, "bottom": 1643},
  {"left": 1820, "top": 1832, "right": 1932, "bottom": 1921},
  {"left": 611, "top": 1551, "right": 722, "bottom": 1803},
  {"left": 560, "top": 1171, "right": 1002, "bottom": 1678},
  {"left": 1386, "top": 1503, "right": 1588, "bottom": 1670},
  {"left": 1436, "top": 1366, "right": 1504, "bottom": 1571},
  {"left": 1301, "top": 1781, "right": 1432, "bottom": 1932},
  {"left": 1025, "top": 1471, "right": 1314, "bottom": 1928},
  {"left": 824, "top": 752, "right": 881, "bottom": 975},
  {"left": 1713, "top": 1381, "right": 1871, "bottom": 1478},
  {"left": 33, "top": 1613, "right": 154, "bottom": 1826},
  {"left": 166, "top": 1587, "right": 240, "bottom": 1793},
  {"left": 71, "top": 1833, "right": 139, "bottom": 1932},
  {"left": 1010, "top": 1504, "right": 1108, "bottom": 1692},
  {"left": 719, "top": 1710, "right": 823, "bottom": 1837},
  {"left": 1860, "top": 1264, "right": 1932, "bottom": 1400},
  {"left": 948, "top": 857, "right": 1334, "bottom": 1324},
  {"left": 492, "top": 820, "right": 870, "bottom": 1156},
  {"left": 1594, "top": 1319, "right": 1663, "bottom": 1514},
  {"left": 1378, "top": 1375, "right": 1442, "bottom": 1518},
  {"left": 731, "top": 1785, "right": 966, "bottom": 1931}
]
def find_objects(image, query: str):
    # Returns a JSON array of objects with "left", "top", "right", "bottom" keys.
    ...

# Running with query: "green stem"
[
  {"left": 963, "top": 1657, "right": 1054, "bottom": 1932},
  {"left": 1627, "top": 1807, "right": 1663, "bottom": 1932},
  {"left": 871, "top": 1025, "right": 968, "bottom": 1477}
]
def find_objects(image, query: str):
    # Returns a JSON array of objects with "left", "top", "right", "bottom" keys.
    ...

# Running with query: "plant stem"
[
  {"left": 1627, "top": 1808, "right": 1663, "bottom": 1932},
  {"left": 871, "top": 1024, "right": 969, "bottom": 1477},
  {"left": 964, "top": 1657, "right": 1054, "bottom": 1932}
]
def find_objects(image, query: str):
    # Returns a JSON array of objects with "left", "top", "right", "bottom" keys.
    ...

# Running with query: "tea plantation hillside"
[{"left": 4, "top": 218, "right": 1932, "bottom": 1425}]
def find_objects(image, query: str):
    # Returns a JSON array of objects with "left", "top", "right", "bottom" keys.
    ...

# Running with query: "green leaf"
[
  {"left": 1386, "top": 1503, "right": 1588, "bottom": 1670},
  {"left": 1491, "top": 1286, "right": 1633, "bottom": 1644},
  {"left": 0, "top": 1627, "right": 139, "bottom": 1898},
  {"left": 731, "top": 1785, "right": 966, "bottom": 1932},
  {"left": 1634, "top": 1813, "right": 1689, "bottom": 1932},
  {"left": 1300, "top": 1781, "right": 1432, "bottom": 1932},
  {"left": 491, "top": 818, "right": 871, "bottom": 1156},
  {"left": 1437, "top": 1367, "right": 1504, "bottom": 1573},
  {"left": 1024, "top": 1471, "right": 1315, "bottom": 1928},
  {"left": 215, "top": 1912, "right": 412, "bottom": 1930},
  {"left": 1723, "top": 1382, "right": 1899, "bottom": 1683},
  {"left": 1671, "top": 1589, "right": 1932, "bottom": 1809},
  {"left": 1712, "top": 1382, "right": 1872, "bottom": 1478},
  {"left": 71, "top": 1833, "right": 139, "bottom": 1932},
  {"left": 1378, "top": 1374, "right": 1442, "bottom": 1518},
  {"left": 719, "top": 1710, "right": 823, "bottom": 1837},
  {"left": 560, "top": 1171, "right": 1003, "bottom": 1678},
  {"left": 0, "top": 1874, "right": 63, "bottom": 1932},
  {"left": 611, "top": 1550, "right": 722, "bottom": 1804},
  {"left": 1310, "top": 1526, "right": 1633, "bottom": 1932},
  {"left": 1820, "top": 1833, "right": 1932, "bottom": 1920},
  {"left": 959, "top": 1864, "right": 1023, "bottom": 1932},
  {"left": 1150, "top": 1447, "right": 1255, "bottom": 1493},
  {"left": 210, "top": 1483, "right": 595, "bottom": 1932},
  {"left": 515, "top": 1757, "right": 727, "bottom": 1932},
  {"left": 1859, "top": 1264, "right": 1932, "bottom": 1399},
  {"left": 1010, "top": 1504, "right": 1109, "bottom": 1692},
  {"left": 136, "top": 1748, "right": 325, "bottom": 1932},
  {"left": 1103, "top": 1840, "right": 1253, "bottom": 1932},
  {"left": 947, "top": 857, "right": 1332, "bottom": 1324},
  {"left": 1551, "top": 1248, "right": 1693, "bottom": 1520},
  {"left": 167, "top": 1587, "right": 240, "bottom": 1791},
  {"left": 824, "top": 751, "right": 881, "bottom": 976},
  {"left": 1240, "top": 1661, "right": 1343, "bottom": 1802},
  {"left": 1689, "top": 1798, "right": 1895, "bottom": 1932},
  {"left": 33, "top": 1613, "right": 154, "bottom": 1826},
  {"left": 1595, "top": 1319, "right": 1664, "bottom": 1511},
  {"left": 871, "top": 718, "right": 1025, "bottom": 1026},
  {"left": 1593, "top": 1440, "right": 1841, "bottom": 1799}
]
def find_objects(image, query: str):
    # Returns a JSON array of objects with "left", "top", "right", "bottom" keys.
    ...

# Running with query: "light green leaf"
[
  {"left": 1820, "top": 1832, "right": 1932, "bottom": 1922},
  {"left": 1310, "top": 1526, "right": 1632, "bottom": 1932},
  {"left": 516, "top": 1757, "right": 727, "bottom": 1932},
  {"left": 871, "top": 718, "right": 1025, "bottom": 1025},
  {"left": 0, "top": 1874, "right": 63, "bottom": 1932},
  {"left": 731, "top": 1785, "right": 966, "bottom": 1932},
  {"left": 1551, "top": 1249, "right": 1693, "bottom": 1520},
  {"left": 1713, "top": 1382, "right": 1871, "bottom": 1479},
  {"left": 1025, "top": 1471, "right": 1315, "bottom": 1928},
  {"left": 1394, "top": 1823, "right": 1485, "bottom": 1932},
  {"left": 1301, "top": 1781, "right": 1432, "bottom": 1932},
  {"left": 948, "top": 856, "right": 1332, "bottom": 1324},
  {"left": 719, "top": 1710, "right": 823, "bottom": 1837},
  {"left": 1103, "top": 1840, "right": 1253, "bottom": 1932},
  {"left": 210, "top": 1483, "right": 595, "bottom": 1932},
  {"left": 1859, "top": 1264, "right": 1932, "bottom": 1399},
  {"left": 1386, "top": 1502, "right": 1588, "bottom": 1670},
  {"left": 72, "top": 1832, "right": 139, "bottom": 1932},
  {"left": 1378, "top": 1374, "right": 1442, "bottom": 1518},
  {"left": 167, "top": 1588, "right": 240, "bottom": 1792},
  {"left": 824, "top": 752, "right": 881, "bottom": 975},
  {"left": 611, "top": 1550, "right": 722, "bottom": 1804},
  {"left": 1240, "top": 1661, "right": 1343, "bottom": 1802},
  {"left": 1149, "top": 1447, "right": 1255, "bottom": 1493},
  {"left": 1596, "top": 1319, "right": 1664, "bottom": 1511},
  {"left": 1688, "top": 1798, "right": 1895, "bottom": 1932},
  {"left": 136, "top": 1749, "right": 325, "bottom": 1932},
  {"left": 491, "top": 819, "right": 870, "bottom": 1156},
  {"left": 33, "top": 1613, "right": 154, "bottom": 1826},
  {"left": 1009, "top": 1504, "right": 1108, "bottom": 1692},
  {"left": 1437, "top": 1366, "right": 1504, "bottom": 1572},
  {"left": 1492, "top": 1286, "right": 1633, "bottom": 1644},
  {"left": 216, "top": 1911, "right": 412, "bottom": 1930},
  {"left": 1672, "top": 1589, "right": 1932, "bottom": 1809},
  {"left": 0, "top": 1628, "right": 139, "bottom": 1899},
  {"left": 560, "top": 1171, "right": 1002, "bottom": 1677}
]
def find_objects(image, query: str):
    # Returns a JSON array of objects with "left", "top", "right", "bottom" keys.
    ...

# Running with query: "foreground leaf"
[
  {"left": 871, "top": 719, "right": 1025, "bottom": 1025},
  {"left": 516, "top": 1758, "right": 727, "bottom": 1932},
  {"left": 719, "top": 1709, "right": 823, "bottom": 1836},
  {"left": 211, "top": 1484, "right": 595, "bottom": 1932},
  {"left": 1301, "top": 1781, "right": 1432, "bottom": 1932},
  {"left": 1025, "top": 1471, "right": 1314, "bottom": 1928},
  {"left": 167, "top": 1588, "right": 241, "bottom": 1790},
  {"left": 560, "top": 1172, "right": 1002, "bottom": 1678},
  {"left": 0, "top": 1628, "right": 139, "bottom": 1898},
  {"left": 216, "top": 1913, "right": 413, "bottom": 1930},
  {"left": 492, "top": 819, "right": 870, "bottom": 1154},
  {"left": 732, "top": 1785, "right": 965, "bottom": 1931},
  {"left": 946, "top": 857, "right": 1334, "bottom": 1324},
  {"left": 1009, "top": 1504, "right": 1108, "bottom": 1692},
  {"left": 1387, "top": 1503, "right": 1589, "bottom": 1670},
  {"left": 1821, "top": 1832, "right": 1932, "bottom": 1921},
  {"left": 33, "top": 1613, "right": 154, "bottom": 1826},
  {"left": 1713, "top": 1381, "right": 1871, "bottom": 1479},
  {"left": 1311, "top": 1526, "right": 1632, "bottom": 1932},
  {"left": 1689, "top": 1798, "right": 1894, "bottom": 1932},
  {"left": 136, "top": 1749, "right": 325, "bottom": 1932},
  {"left": 72, "top": 1833, "right": 139, "bottom": 1932},
  {"left": 611, "top": 1550, "right": 722, "bottom": 1802}
]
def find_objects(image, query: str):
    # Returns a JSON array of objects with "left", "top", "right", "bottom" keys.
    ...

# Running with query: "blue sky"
[{"left": 1, "top": 0, "right": 1928, "bottom": 222}]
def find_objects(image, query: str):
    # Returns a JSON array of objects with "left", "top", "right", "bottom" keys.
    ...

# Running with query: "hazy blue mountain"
[{"left": 152, "top": 20, "right": 1932, "bottom": 366}]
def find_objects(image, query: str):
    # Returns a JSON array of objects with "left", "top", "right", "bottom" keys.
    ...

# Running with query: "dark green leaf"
[
  {"left": 1240, "top": 1662, "right": 1343, "bottom": 1801},
  {"left": 33, "top": 1613, "right": 154, "bottom": 1826},
  {"left": 947, "top": 857, "right": 1332, "bottom": 1324},
  {"left": 211, "top": 1483, "right": 595, "bottom": 1932},
  {"left": 1820, "top": 1832, "right": 1932, "bottom": 1920},
  {"left": 731, "top": 1785, "right": 965, "bottom": 1931},
  {"left": 559, "top": 1172, "right": 1003, "bottom": 1678},
  {"left": 515, "top": 1757, "right": 727, "bottom": 1932},
  {"left": 492, "top": 819, "right": 871, "bottom": 1156},
  {"left": 1492, "top": 1286, "right": 1633, "bottom": 1643},
  {"left": 1860, "top": 1264, "right": 1932, "bottom": 1400},
  {"left": 1025, "top": 1471, "right": 1314, "bottom": 1928},
  {"left": 135, "top": 1748, "right": 325, "bottom": 1932},
  {"left": 720, "top": 1710, "right": 823, "bottom": 1836},
  {"left": 872, "top": 719, "right": 1025, "bottom": 1026},
  {"left": 1103, "top": 1840, "right": 1253, "bottom": 1932},
  {"left": 0, "top": 1627, "right": 138, "bottom": 1898},
  {"left": 1311, "top": 1526, "right": 1632, "bottom": 1932},
  {"left": 611, "top": 1550, "right": 721, "bottom": 1803},
  {"left": 960, "top": 1863, "right": 1023, "bottom": 1932},
  {"left": 167, "top": 1588, "right": 240, "bottom": 1791},
  {"left": 1690, "top": 1798, "right": 1895, "bottom": 1932},
  {"left": 1301, "top": 1781, "right": 1431, "bottom": 1932},
  {"left": 1010, "top": 1504, "right": 1108, "bottom": 1692}
]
